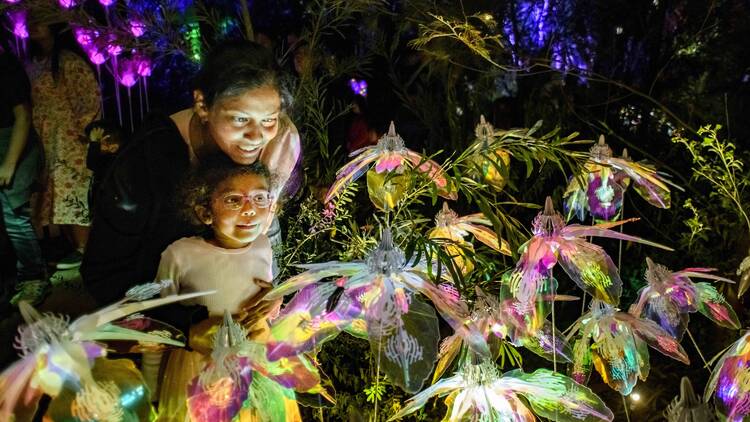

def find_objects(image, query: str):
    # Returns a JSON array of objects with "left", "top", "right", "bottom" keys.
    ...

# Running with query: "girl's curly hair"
[{"left": 178, "top": 154, "right": 277, "bottom": 231}]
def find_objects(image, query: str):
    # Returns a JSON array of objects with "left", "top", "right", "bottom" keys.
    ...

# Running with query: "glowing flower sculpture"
[
  {"left": 705, "top": 332, "right": 750, "bottom": 421},
  {"left": 504, "top": 197, "right": 672, "bottom": 316},
  {"left": 187, "top": 312, "right": 322, "bottom": 422},
  {"left": 433, "top": 286, "right": 574, "bottom": 382},
  {"left": 564, "top": 136, "right": 680, "bottom": 221},
  {"left": 568, "top": 300, "right": 690, "bottom": 395},
  {"left": 265, "top": 228, "right": 488, "bottom": 393},
  {"left": 325, "top": 122, "right": 456, "bottom": 210},
  {"left": 428, "top": 202, "right": 511, "bottom": 275},
  {"left": 0, "top": 281, "right": 212, "bottom": 421},
  {"left": 390, "top": 360, "right": 614, "bottom": 422},
  {"left": 187, "top": 312, "right": 253, "bottom": 422},
  {"left": 630, "top": 257, "right": 740, "bottom": 340},
  {"left": 266, "top": 281, "right": 367, "bottom": 362},
  {"left": 466, "top": 115, "right": 512, "bottom": 191}
]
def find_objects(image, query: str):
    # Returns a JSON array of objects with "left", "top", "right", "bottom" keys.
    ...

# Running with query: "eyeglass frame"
[{"left": 216, "top": 190, "right": 275, "bottom": 211}]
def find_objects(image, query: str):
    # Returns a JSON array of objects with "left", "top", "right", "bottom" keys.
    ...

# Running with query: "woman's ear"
[
  {"left": 194, "top": 205, "right": 212, "bottom": 225},
  {"left": 193, "top": 90, "right": 209, "bottom": 123}
]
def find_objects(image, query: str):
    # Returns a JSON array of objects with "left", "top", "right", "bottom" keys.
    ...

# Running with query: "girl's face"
[
  {"left": 198, "top": 84, "right": 282, "bottom": 165},
  {"left": 201, "top": 173, "right": 271, "bottom": 249}
]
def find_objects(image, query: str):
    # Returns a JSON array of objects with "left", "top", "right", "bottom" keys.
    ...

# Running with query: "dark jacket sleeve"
[
  {"left": 86, "top": 142, "right": 101, "bottom": 172},
  {"left": 81, "top": 113, "right": 192, "bottom": 305}
]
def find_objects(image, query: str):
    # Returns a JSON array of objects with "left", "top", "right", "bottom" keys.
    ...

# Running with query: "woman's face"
[
  {"left": 201, "top": 85, "right": 282, "bottom": 165},
  {"left": 204, "top": 173, "right": 271, "bottom": 249}
]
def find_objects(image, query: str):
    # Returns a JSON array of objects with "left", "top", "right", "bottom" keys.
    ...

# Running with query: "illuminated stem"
[
  {"left": 138, "top": 79, "right": 144, "bottom": 121},
  {"left": 127, "top": 88, "right": 133, "bottom": 132},
  {"left": 618, "top": 200, "right": 625, "bottom": 270},
  {"left": 685, "top": 326, "right": 710, "bottom": 372},
  {"left": 372, "top": 316, "right": 385, "bottom": 422},
  {"left": 622, "top": 394, "right": 631, "bottom": 422},
  {"left": 551, "top": 271, "right": 557, "bottom": 374}
]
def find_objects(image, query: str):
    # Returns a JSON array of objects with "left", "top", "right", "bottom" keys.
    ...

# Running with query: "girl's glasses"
[{"left": 220, "top": 191, "right": 274, "bottom": 210}]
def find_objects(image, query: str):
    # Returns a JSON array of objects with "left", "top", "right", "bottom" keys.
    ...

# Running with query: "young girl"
[{"left": 152, "top": 157, "right": 299, "bottom": 421}]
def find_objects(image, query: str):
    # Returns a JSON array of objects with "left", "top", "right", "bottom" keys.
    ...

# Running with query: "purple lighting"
[
  {"left": 99, "top": 0, "right": 115, "bottom": 6},
  {"left": 348, "top": 78, "right": 368, "bottom": 97},
  {"left": 105, "top": 36, "right": 123, "bottom": 56},
  {"left": 129, "top": 20, "right": 146, "bottom": 38},
  {"left": 86, "top": 48, "right": 107, "bottom": 65},
  {"left": 118, "top": 59, "right": 138, "bottom": 87},
  {"left": 73, "top": 27, "right": 98, "bottom": 47},
  {"left": 133, "top": 54, "right": 152, "bottom": 77},
  {"left": 59, "top": 0, "right": 77, "bottom": 8},
  {"left": 8, "top": 10, "right": 28, "bottom": 39}
]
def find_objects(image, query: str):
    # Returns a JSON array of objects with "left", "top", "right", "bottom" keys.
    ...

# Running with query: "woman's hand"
[
  {"left": 89, "top": 127, "right": 106, "bottom": 143},
  {"left": 0, "top": 161, "right": 15, "bottom": 187}
]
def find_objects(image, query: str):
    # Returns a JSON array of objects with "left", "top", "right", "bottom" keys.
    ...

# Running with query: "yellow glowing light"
[{"left": 630, "top": 392, "right": 641, "bottom": 402}]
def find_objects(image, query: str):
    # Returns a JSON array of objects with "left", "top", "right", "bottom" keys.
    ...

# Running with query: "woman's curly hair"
[{"left": 178, "top": 154, "right": 277, "bottom": 231}]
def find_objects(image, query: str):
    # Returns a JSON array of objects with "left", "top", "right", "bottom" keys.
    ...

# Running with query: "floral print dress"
[{"left": 27, "top": 50, "right": 99, "bottom": 226}]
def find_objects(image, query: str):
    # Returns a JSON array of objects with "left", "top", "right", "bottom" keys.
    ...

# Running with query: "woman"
[
  {"left": 26, "top": 20, "right": 100, "bottom": 270},
  {"left": 81, "top": 41, "right": 300, "bottom": 320}
]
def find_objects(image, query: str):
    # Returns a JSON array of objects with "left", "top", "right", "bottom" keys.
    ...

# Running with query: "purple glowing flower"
[
  {"left": 118, "top": 59, "right": 138, "bottom": 87},
  {"left": 86, "top": 48, "right": 107, "bottom": 65},
  {"left": 348, "top": 78, "right": 367, "bottom": 97},
  {"left": 73, "top": 27, "right": 98, "bottom": 47},
  {"left": 99, "top": 0, "right": 115, "bottom": 6},
  {"left": 106, "top": 43, "right": 122, "bottom": 56},
  {"left": 129, "top": 19, "right": 146, "bottom": 38},
  {"left": 8, "top": 10, "right": 28, "bottom": 39},
  {"left": 133, "top": 54, "right": 152, "bottom": 76},
  {"left": 58, "top": 0, "right": 76, "bottom": 8}
]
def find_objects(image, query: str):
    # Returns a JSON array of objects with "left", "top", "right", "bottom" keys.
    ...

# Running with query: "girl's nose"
[{"left": 241, "top": 202, "right": 256, "bottom": 216}]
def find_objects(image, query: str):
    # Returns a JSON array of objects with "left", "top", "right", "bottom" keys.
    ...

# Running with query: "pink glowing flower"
[
  {"left": 59, "top": 0, "right": 77, "bottom": 8},
  {"left": 8, "top": 11, "right": 28, "bottom": 39},
  {"left": 133, "top": 54, "right": 152, "bottom": 76},
  {"left": 86, "top": 48, "right": 107, "bottom": 65},
  {"left": 73, "top": 27, "right": 98, "bottom": 47},
  {"left": 118, "top": 59, "right": 138, "bottom": 87},
  {"left": 106, "top": 43, "right": 122, "bottom": 56},
  {"left": 99, "top": 0, "right": 115, "bottom": 6},
  {"left": 129, "top": 19, "right": 146, "bottom": 38}
]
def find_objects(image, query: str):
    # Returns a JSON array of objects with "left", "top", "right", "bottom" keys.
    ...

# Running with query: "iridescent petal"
[
  {"left": 324, "top": 148, "right": 380, "bottom": 203},
  {"left": 503, "top": 368, "right": 614, "bottom": 422},
  {"left": 694, "top": 283, "right": 741, "bottom": 330},
  {"left": 557, "top": 237, "right": 622, "bottom": 305}
]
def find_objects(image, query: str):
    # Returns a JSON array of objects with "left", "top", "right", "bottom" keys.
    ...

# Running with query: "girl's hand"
[{"left": 236, "top": 281, "right": 282, "bottom": 337}]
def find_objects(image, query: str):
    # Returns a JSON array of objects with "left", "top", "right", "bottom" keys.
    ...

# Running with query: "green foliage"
[
  {"left": 364, "top": 379, "right": 386, "bottom": 404},
  {"left": 410, "top": 13, "right": 506, "bottom": 68},
  {"left": 680, "top": 198, "right": 710, "bottom": 248},
  {"left": 672, "top": 125, "right": 750, "bottom": 236}
]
